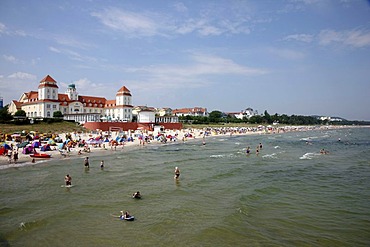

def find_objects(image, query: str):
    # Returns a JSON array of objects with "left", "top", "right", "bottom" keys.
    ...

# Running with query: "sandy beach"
[{"left": 0, "top": 125, "right": 352, "bottom": 168}]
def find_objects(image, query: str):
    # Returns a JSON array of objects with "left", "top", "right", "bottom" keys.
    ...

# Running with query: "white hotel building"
[{"left": 9, "top": 75, "right": 133, "bottom": 123}]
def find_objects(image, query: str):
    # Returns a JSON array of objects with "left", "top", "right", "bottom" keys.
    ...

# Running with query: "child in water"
[{"left": 174, "top": 167, "right": 180, "bottom": 179}]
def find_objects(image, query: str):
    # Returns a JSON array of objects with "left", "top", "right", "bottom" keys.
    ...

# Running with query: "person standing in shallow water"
[
  {"left": 65, "top": 174, "right": 72, "bottom": 186},
  {"left": 174, "top": 167, "right": 180, "bottom": 179},
  {"left": 84, "top": 157, "right": 89, "bottom": 168}
]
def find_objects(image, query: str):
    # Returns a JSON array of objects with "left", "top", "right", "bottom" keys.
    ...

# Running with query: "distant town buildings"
[
  {"left": 227, "top": 108, "right": 258, "bottom": 119},
  {"left": 319, "top": 116, "right": 343, "bottom": 122},
  {"left": 172, "top": 107, "right": 208, "bottom": 117}
]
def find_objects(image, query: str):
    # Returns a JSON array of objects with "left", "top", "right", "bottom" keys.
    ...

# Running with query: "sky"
[{"left": 0, "top": 0, "right": 370, "bottom": 121}]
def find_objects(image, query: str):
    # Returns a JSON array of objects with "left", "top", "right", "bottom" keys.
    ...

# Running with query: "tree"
[
  {"left": 263, "top": 110, "right": 272, "bottom": 124},
  {"left": 249, "top": 115, "right": 263, "bottom": 124},
  {"left": 0, "top": 105, "right": 13, "bottom": 122},
  {"left": 14, "top": 109, "right": 26, "bottom": 117},
  {"left": 53, "top": 111, "right": 64, "bottom": 118},
  {"left": 209, "top": 110, "right": 223, "bottom": 123}
]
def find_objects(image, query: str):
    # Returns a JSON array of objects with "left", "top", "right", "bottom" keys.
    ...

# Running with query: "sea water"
[{"left": 0, "top": 127, "right": 370, "bottom": 246}]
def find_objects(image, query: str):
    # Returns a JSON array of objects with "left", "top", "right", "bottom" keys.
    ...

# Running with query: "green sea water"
[{"left": 1, "top": 127, "right": 370, "bottom": 246}]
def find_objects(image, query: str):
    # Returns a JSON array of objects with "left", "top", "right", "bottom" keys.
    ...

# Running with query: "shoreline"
[{"left": 0, "top": 125, "right": 364, "bottom": 169}]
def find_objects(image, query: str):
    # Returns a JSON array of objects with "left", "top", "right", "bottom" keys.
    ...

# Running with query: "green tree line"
[{"left": 179, "top": 110, "right": 370, "bottom": 125}]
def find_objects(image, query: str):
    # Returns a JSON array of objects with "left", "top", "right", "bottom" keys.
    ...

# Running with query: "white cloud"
[
  {"left": 0, "top": 22, "right": 27, "bottom": 37},
  {"left": 91, "top": 7, "right": 165, "bottom": 37},
  {"left": 268, "top": 48, "right": 306, "bottom": 60},
  {"left": 59, "top": 78, "right": 108, "bottom": 97},
  {"left": 92, "top": 6, "right": 251, "bottom": 38},
  {"left": 49, "top": 46, "right": 97, "bottom": 63},
  {"left": 177, "top": 19, "right": 223, "bottom": 36},
  {"left": 8, "top": 72, "right": 36, "bottom": 80},
  {"left": 283, "top": 34, "right": 314, "bottom": 43},
  {"left": 0, "top": 22, "right": 6, "bottom": 34},
  {"left": 318, "top": 29, "right": 370, "bottom": 48},
  {"left": 54, "top": 35, "right": 94, "bottom": 50},
  {"left": 123, "top": 53, "right": 267, "bottom": 92},
  {"left": 175, "top": 17, "right": 251, "bottom": 36},
  {"left": 173, "top": 2, "right": 188, "bottom": 12},
  {"left": 3, "top": 55, "right": 18, "bottom": 63},
  {"left": 190, "top": 53, "right": 266, "bottom": 75},
  {"left": 49, "top": 46, "right": 61, "bottom": 53}
]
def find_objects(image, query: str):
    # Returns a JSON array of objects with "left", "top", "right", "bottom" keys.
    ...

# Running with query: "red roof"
[
  {"left": 11, "top": 100, "right": 22, "bottom": 109},
  {"left": 116, "top": 86, "right": 131, "bottom": 96},
  {"left": 40, "top": 75, "right": 56, "bottom": 83}
]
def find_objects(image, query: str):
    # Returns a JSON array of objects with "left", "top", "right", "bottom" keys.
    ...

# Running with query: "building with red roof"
[{"left": 8, "top": 75, "right": 133, "bottom": 122}]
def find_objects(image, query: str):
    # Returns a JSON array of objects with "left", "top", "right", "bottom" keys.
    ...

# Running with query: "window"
[
  {"left": 47, "top": 111, "right": 50, "bottom": 117},
  {"left": 47, "top": 104, "right": 51, "bottom": 109}
]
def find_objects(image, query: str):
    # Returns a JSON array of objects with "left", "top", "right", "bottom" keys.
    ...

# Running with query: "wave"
[
  {"left": 262, "top": 153, "right": 278, "bottom": 159},
  {"left": 299, "top": 152, "right": 318, "bottom": 160},
  {"left": 210, "top": 154, "right": 225, "bottom": 158}
]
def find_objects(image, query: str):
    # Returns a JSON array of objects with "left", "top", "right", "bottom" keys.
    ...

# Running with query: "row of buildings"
[{"left": 7, "top": 75, "right": 258, "bottom": 124}]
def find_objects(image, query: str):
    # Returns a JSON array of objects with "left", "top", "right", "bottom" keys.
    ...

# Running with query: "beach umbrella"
[
  {"left": 18, "top": 141, "right": 30, "bottom": 148},
  {"left": 32, "top": 141, "right": 40, "bottom": 148},
  {"left": 48, "top": 139, "right": 56, "bottom": 145},
  {"left": 3, "top": 143, "right": 11, "bottom": 150}
]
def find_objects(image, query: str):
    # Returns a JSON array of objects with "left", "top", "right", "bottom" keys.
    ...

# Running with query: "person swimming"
[
  {"left": 174, "top": 167, "right": 180, "bottom": 179},
  {"left": 133, "top": 191, "right": 141, "bottom": 199},
  {"left": 120, "top": 211, "right": 131, "bottom": 220},
  {"left": 84, "top": 157, "right": 89, "bottom": 168}
]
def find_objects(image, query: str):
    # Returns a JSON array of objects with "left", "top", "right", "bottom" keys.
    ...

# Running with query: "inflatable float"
[
  {"left": 120, "top": 215, "right": 135, "bottom": 221},
  {"left": 30, "top": 153, "right": 51, "bottom": 158}
]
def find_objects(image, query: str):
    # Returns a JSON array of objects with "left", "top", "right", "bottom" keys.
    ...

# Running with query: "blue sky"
[{"left": 1, "top": 0, "right": 370, "bottom": 120}]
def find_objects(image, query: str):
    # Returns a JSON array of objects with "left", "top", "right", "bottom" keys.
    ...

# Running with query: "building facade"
[
  {"left": 172, "top": 107, "right": 208, "bottom": 117},
  {"left": 9, "top": 75, "right": 133, "bottom": 123}
]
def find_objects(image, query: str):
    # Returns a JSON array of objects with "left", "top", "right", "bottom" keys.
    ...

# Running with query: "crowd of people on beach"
[{"left": 1, "top": 124, "right": 339, "bottom": 167}]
